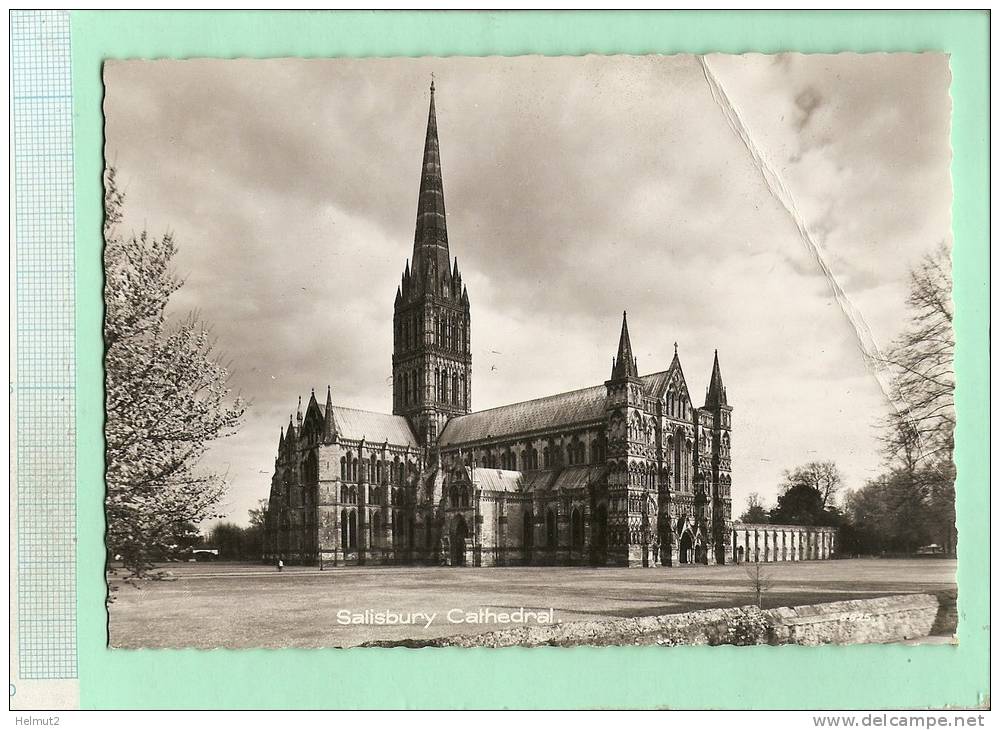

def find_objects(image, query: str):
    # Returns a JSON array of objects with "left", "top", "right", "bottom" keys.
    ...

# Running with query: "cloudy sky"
[{"left": 104, "top": 54, "right": 951, "bottom": 527}]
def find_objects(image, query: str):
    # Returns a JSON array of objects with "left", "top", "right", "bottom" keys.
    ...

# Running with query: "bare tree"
[
  {"left": 881, "top": 242, "right": 955, "bottom": 467},
  {"left": 104, "top": 166, "right": 246, "bottom": 581},
  {"left": 779, "top": 461, "right": 843, "bottom": 509},
  {"left": 744, "top": 561, "right": 774, "bottom": 610},
  {"left": 739, "top": 492, "right": 770, "bottom": 523}
]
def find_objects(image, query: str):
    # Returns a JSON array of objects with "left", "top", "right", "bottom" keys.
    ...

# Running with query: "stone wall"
[
  {"left": 766, "top": 594, "right": 939, "bottom": 645},
  {"left": 362, "top": 593, "right": 938, "bottom": 648}
]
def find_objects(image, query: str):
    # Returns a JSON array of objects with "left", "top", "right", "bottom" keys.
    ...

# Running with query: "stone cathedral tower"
[
  {"left": 392, "top": 81, "right": 472, "bottom": 450},
  {"left": 704, "top": 351, "right": 733, "bottom": 564},
  {"left": 604, "top": 312, "right": 656, "bottom": 566}
]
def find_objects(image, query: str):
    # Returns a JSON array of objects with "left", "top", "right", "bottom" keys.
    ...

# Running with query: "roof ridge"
[
  {"left": 330, "top": 404, "right": 404, "bottom": 418},
  {"left": 450, "top": 368, "right": 672, "bottom": 421}
]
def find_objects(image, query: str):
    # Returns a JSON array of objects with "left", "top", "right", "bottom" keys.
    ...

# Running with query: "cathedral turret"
[
  {"left": 392, "top": 80, "right": 473, "bottom": 451},
  {"left": 704, "top": 349, "right": 728, "bottom": 408},
  {"left": 323, "top": 385, "right": 336, "bottom": 442},
  {"left": 610, "top": 310, "right": 639, "bottom": 380}
]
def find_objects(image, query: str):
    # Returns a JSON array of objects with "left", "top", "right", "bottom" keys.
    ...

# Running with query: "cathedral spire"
[
  {"left": 610, "top": 311, "right": 639, "bottom": 380},
  {"left": 705, "top": 349, "right": 728, "bottom": 408},
  {"left": 412, "top": 78, "right": 449, "bottom": 283}
]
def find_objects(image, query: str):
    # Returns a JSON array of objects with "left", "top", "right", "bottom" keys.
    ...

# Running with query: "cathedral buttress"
[{"left": 392, "top": 80, "right": 472, "bottom": 452}]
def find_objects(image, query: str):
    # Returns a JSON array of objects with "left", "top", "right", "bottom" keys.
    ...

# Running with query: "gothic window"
[
  {"left": 543, "top": 447, "right": 551, "bottom": 469},
  {"left": 452, "top": 373, "right": 459, "bottom": 405},
  {"left": 340, "top": 456, "right": 347, "bottom": 480},
  {"left": 402, "top": 320, "right": 410, "bottom": 350},
  {"left": 369, "top": 454, "right": 377, "bottom": 482},
  {"left": 673, "top": 431, "right": 683, "bottom": 491},
  {"left": 341, "top": 509, "right": 348, "bottom": 549},
  {"left": 546, "top": 508, "right": 557, "bottom": 548},
  {"left": 460, "top": 486, "right": 470, "bottom": 508},
  {"left": 591, "top": 436, "right": 606, "bottom": 463},
  {"left": 348, "top": 511, "right": 357, "bottom": 549}
]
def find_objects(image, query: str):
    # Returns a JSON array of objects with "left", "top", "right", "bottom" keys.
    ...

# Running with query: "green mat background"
[{"left": 73, "top": 10, "right": 989, "bottom": 709}]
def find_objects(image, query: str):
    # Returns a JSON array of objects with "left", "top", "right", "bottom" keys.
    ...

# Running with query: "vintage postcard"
[
  {"left": 10, "top": 8, "right": 990, "bottom": 716},
  {"left": 101, "top": 54, "right": 956, "bottom": 650}
]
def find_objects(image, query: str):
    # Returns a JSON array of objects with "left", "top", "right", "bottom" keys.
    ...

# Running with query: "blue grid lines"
[{"left": 12, "top": 9, "right": 78, "bottom": 680}]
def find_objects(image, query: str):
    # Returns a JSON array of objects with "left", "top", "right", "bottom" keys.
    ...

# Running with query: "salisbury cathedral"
[{"left": 263, "top": 84, "right": 836, "bottom": 568}]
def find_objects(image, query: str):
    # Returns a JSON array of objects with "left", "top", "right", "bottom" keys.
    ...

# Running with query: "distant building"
[{"left": 263, "top": 83, "right": 835, "bottom": 568}]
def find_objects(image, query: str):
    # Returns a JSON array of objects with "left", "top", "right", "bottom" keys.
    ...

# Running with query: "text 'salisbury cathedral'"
[{"left": 264, "top": 84, "right": 836, "bottom": 568}]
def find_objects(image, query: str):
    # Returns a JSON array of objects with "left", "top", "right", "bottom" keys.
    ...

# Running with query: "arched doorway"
[
  {"left": 453, "top": 516, "right": 469, "bottom": 567},
  {"left": 523, "top": 509, "right": 534, "bottom": 563},
  {"left": 695, "top": 539, "right": 707, "bottom": 564},
  {"left": 679, "top": 531, "right": 694, "bottom": 564}
]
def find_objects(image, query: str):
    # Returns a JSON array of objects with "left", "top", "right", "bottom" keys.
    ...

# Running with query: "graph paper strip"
[{"left": 12, "top": 9, "right": 78, "bottom": 679}]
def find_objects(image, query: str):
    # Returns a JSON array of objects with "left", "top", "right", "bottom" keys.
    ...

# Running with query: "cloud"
[{"left": 103, "top": 53, "right": 952, "bottom": 526}]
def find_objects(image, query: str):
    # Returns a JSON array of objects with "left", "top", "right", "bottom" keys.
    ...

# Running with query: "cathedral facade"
[{"left": 263, "top": 84, "right": 835, "bottom": 568}]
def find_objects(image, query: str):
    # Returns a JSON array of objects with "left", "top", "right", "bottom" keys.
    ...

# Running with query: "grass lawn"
[{"left": 108, "top": 558, "right": 956, "bottom": 648}]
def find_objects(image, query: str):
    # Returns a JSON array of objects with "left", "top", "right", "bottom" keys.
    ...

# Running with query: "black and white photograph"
[{"left": 102, "top": 54, "right": 956, "bottom": 649}]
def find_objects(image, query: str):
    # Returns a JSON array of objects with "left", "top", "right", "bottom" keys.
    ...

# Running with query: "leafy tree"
[
  {"left": 779, "top": 461, "right": 842, "bottom": 509},
  {"left": 241, "top": 499, "right": 268, "bottom": 561},
  {"left": 208, "top": 522, "right": 246, "bottom": 560},
  {"left": 104, "top": 166, "right": 246, "bottom": 580},
  {"left": 769, "top": 483, "right": 841, "bottom": 527},
  {"left": 739, "top": 492, "right": 769, "bottom": 524}
]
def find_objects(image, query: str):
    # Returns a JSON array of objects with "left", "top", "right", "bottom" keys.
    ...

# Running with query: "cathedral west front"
[{"left": 263, "top": 83, "right": 836, "bottom": 568}]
